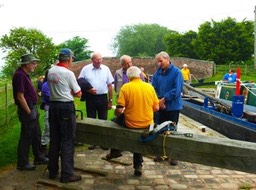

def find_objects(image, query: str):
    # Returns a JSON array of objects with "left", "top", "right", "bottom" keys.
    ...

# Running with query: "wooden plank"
[{"left": 76, "top": 118, "right": 256, "bottom": 174}]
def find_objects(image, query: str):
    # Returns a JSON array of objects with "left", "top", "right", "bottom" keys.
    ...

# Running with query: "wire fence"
[{"left": 0, "top": 84, "right": 17, "bottom": 127}]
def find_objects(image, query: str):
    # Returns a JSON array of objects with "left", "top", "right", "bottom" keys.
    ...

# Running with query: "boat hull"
[{"left": 181, "top": 100, "right": 256, "bottom": 143}]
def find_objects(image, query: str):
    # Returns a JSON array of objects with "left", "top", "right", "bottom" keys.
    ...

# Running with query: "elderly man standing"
[
  {"left": 12, "top": 53, "right": 49, "bottom": 171},
  {"left": 78, "top": 52, "right": 114, "bottom": 150},
  {"left": 114, "top": 55, "right": 145, "bottom": 100},
  {"left": 151, "top": 51, "right": 183, "bottom": 165},
  {"left": 105, "top": 66, "right": 159, "bottom": 176},
  {"left": 47, "top": 48, "right": 82, "bottom": 183}
]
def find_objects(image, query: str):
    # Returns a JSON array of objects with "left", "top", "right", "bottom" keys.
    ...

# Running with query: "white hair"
[
  {"left": 127, "top": 66, "right": 141, "bottom": 79},
  {"left": 120, "top": 55, "right": 131, "bottom": 66}
]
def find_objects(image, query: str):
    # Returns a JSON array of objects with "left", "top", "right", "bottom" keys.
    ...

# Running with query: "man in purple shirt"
[
  {"left": 12, "top": 53, "right": 48, "bottom": 171},
  {"left": 114, "top": 55, "right": 145, "bottom": 100}
]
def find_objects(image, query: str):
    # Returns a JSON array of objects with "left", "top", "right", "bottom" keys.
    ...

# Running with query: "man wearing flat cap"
[
  {"left": 47, "top": 48, "right": 82, "bottom": 183},
  {"left": 12, "top": 53, "right": 49, "bottom": 171}
]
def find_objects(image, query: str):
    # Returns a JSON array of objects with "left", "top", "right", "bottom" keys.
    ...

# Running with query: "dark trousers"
[
  {"left": 154, "top": 110, "right": 180, "bottom": 126},
  {"left": 17, "top": 106, "right": 44, "bottom": 166},
  {"left": 48, "top": 102, "right": 76, "bottom": 179},
  {"left": 85, "top": 94, "right": 108, "bottom": 119},
  {"left": 111, "top": 114, "right": 143, "bottom": 169}
]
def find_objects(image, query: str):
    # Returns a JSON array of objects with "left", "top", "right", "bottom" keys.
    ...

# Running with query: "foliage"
[
  {"left": 58, "top": 36, "right": 92, "bottom": 62},
  {"left": 165, "top": 30, "right": 198, "bottom": 58},
  {"left": 112, "top": 24, "right": 170, "bottom": 57},
  {"left": 194, "top": 17, "right": 254, "bottom": 64},
  {"left": 0, "top": 27, "right": 58, "bottom": 78}
]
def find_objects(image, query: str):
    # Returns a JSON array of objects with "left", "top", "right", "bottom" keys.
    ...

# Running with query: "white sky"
[{"left": 0, "top": 0, "right": 255, "bottom": 68}]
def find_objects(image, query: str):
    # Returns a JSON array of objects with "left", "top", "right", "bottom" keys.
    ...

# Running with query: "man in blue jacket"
[{"left": 151, "top": 51, "right": 183, "bottom": 166}]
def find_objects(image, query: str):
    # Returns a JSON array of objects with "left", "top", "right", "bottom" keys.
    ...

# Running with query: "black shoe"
[
  {"left": 105, "top": 152, "right": 122, "bottom": 160},
  {"left": 17, "top": 163, "right": 36, "bottom": 171},
  {"left": 100, "top": 146, "right": 109, "bottom": 150},
  {"left": 34, "top": 157, "right": 49, "bottom": 165},
  {"left": 60, "top": 174, "right": 82, "bottom": 183},
  {"left": 134, "top": 166, "right": 142, "bottom": 176},
  {"left": 88, "top": 145, "right": 96, "bottom": 150},
  {"left": 170, "top": 159, "right": 178, "bottom": 166}
]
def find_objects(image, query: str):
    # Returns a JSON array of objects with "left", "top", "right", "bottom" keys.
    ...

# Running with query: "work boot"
[
  {"left": 60, "top": 174, "right": 82, "bottom": 183},
  {"left": 170, "top": 159, "right": 178, "bottom": 166},
  {"left": 88, "top": 145, "right": 96, "bottom": 150}
]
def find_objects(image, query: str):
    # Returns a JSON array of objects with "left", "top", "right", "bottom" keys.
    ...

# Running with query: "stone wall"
[{"left": 72, "top": 57, "right": 215, "bottom": 80}]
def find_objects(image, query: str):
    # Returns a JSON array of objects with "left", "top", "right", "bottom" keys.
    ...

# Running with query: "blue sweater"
[{"left": 152, "top": 63, "right": 183, "bottom": 111}]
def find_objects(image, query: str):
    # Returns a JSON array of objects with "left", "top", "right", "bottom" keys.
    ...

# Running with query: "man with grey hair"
[
  {"left": 12, "top": 53, "right": 49, "bottom": 171},
  {"left": 105, "top": 66, "right": 159, "bottom": 176},
  {"left": 151, "top": 51, "right": 183, "bottom": 165},
  {"left": 114, "top": 55, "right": 145, "bottom": 100}
]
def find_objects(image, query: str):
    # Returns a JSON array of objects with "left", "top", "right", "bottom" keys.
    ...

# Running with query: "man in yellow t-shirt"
[
  {"left": 105, "top": 66, "right": 159, "bottom": 176},
  {"left": 181, "top": 64, "right": 191, "bottom": 94}
]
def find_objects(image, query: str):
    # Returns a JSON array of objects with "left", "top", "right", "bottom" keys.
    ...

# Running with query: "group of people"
[{"left": 12, "top": 49, "right": 183, "bottom": 183}]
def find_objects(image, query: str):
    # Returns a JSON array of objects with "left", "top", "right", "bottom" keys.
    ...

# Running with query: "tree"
[
  {"left": 165, "top": 30, "right": 198, "bottom": 59},
  {"left": 112, "top": 24, "right": 170, "bottom": 57},
  {"left": 58, "top": 36, "right": 92, "bottom": 62},
  {"left": 0, "top": 27, "right": 57, "bottom": 78},
  {"left": 194, "top": 17, "right": 254, "bottom": 64}
]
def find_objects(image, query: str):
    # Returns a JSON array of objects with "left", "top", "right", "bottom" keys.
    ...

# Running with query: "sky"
[{"left": 0, "top": 0, "right": 255, "bottom": 69}]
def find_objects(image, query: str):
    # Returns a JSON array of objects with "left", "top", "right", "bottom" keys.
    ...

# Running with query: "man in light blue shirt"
[{"left": 78, "top": 52, "right": 114, "bottom": 150}]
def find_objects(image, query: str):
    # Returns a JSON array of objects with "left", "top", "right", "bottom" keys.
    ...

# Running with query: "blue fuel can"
[{"left": 231, "top": 95, "right": 244, "bottom": 118}]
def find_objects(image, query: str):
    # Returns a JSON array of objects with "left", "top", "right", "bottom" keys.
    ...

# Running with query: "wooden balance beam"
[{"left": 76, "top": 118, "right": 256, "bottom": 174}]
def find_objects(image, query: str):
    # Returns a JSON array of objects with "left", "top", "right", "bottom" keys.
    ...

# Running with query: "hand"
[
  {"left": 29, "top": 107, "right": 38, "bottom": 120},
  {"left": 159, "top": 98, "right": 166, "bottom": 109},
  {"left": 88, "top": 88, "right": 97, "bottom": 95},
  {"left": 107, "top": 101, "right": 112, "bottom": 110}
]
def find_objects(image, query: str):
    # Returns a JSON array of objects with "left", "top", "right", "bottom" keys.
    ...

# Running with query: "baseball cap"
[{"left": 58, "top": 48, "right": 75, "bottom": 59}]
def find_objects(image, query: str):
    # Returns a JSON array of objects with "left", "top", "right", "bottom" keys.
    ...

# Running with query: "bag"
[{"left": 40, "top": 102, "right": 45, "bottom": 110}]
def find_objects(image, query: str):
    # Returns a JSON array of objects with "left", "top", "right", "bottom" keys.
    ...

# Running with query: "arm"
[
  {"left": 114, "top": 105, "right": 124, "bottom": 116},
  {"left": 107, "top": 83, "right": 113, "bottom": 109},
  {"left": 17, "top": 92, "right": 31, "bottom": 115}
]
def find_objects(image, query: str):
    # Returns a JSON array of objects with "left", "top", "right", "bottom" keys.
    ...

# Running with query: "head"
[
  {"left": 91, "top": 52, "right": 103, "bottom": 68},
  {"left": 155, "top": 51, "right": 170, "bottom": 71},
  {"left": 126, "top": 66, "right": 141, "bottom": 80},
  {"left": 120, "top": 55, "right": 132, "bottom": 71},
  {"left": 183, "top": 64, "right": 188, "bottom": 68},
  {"left": 19, "top": 53, "right": 39, "bottom": 73},
  {"left": 58, "top": 48, "right": 75, "bottom": 65},
  {"left": 229, "top": 69, "right": 234, "bottom": 73}
]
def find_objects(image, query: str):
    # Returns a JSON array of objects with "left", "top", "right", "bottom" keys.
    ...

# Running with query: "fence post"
[{"left": 5, "top": 84, "right": 9, "bottom": 125}]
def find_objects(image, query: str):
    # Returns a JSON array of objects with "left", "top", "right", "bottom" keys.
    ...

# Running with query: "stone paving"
[{"left": 1, "top": 114, "right": 256, "bottom": 190}]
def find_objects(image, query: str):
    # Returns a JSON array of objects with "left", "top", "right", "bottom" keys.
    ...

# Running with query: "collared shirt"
[
  {"left": 78, "top": 63, "right": 114, "bottom": 94},
  {"left": 48, "top": 64, "right": 81, "bottom": 102},
  {"left": 152, "top": 62, "right": 183, "bottom": 111},
  {"left": 117, "top": 78, "right": 159, "bottom": 128},
  {"left": 12, "top": 67, "right": 37, "bottom": 105}
]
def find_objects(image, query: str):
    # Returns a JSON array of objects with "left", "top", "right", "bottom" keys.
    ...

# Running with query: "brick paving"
[{"left": 1, "top": 114, "right": 256, "bottom": 189}]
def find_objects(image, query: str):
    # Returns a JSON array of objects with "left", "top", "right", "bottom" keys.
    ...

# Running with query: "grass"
[{"left": 0, "top": 96, "right": 116, "bottom": 170}]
